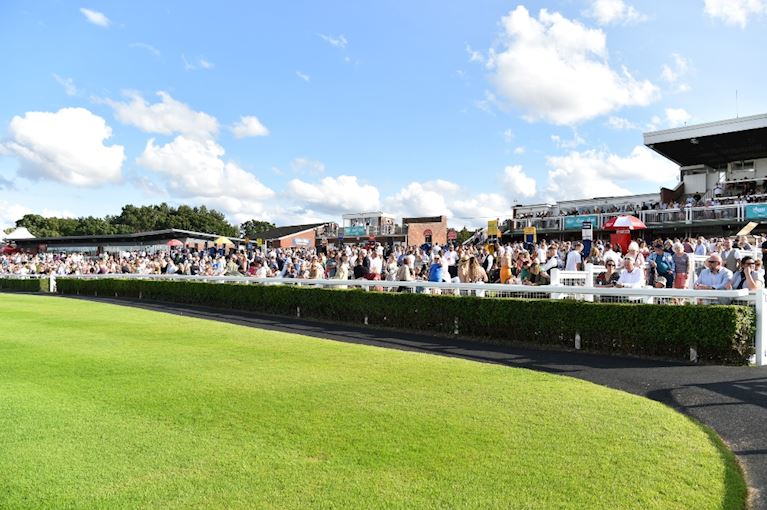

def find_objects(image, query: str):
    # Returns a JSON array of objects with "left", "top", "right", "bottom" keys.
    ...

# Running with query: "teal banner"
[
  {"left": 344, "top": 226, "right": 366, "bottom": 236},
  {"left": 746, "top": 204, "right": 767, "bottom": 220},
  {"left": 564, "top": 215, "right": 599, "bottom": 230}
]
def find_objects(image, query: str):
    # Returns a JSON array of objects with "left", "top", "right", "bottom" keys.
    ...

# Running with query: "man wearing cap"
[
  {"left": 695, "top": 254, "right": 733, "bottom": 290},
  {"left": 647, "top": 241, "right": 674, "bottom": 288},
  {"left": 730, "top": 255, "right": 764, "bottom": 291}
]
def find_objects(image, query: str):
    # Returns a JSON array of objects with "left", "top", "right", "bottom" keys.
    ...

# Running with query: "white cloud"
[
  {"left": 584, "top": 0, "right": 646, "bottom": 25},
  {"left": 80, "top": 7, "right": 110, "bottom": 27},
  {"left": 606, "top": 116, "right": 638, "bottom": 129},
  {"left": 182, "top": 55, "right": 215, "bottom": 71},
  {"left": 319, "top": 34, "right": 348, "bottom": 49},
  {"left": 291, "top": 158, "right": 325, "bottom": 175},
  {"left": 137, "top": 135, "right": 274, "bottom": 202},
  {"left": 296, "top": 71, "right": 310, "bottom": 82},
  {"left": 231, "top": 116, "right": 270, "bottom": 138},
  {"left": 551, "top": 132, "right": 585, "bottom": 149},
  {"left": 514, "top": 146, "right": 526, "bottom": 154},
  {"left": 544, "top": 145, "right": 678, "bottom": 200},
  {"left": 1, "top": 107, "right": 125, "bottom": 186},
  {"left": 500, "top": 165, "right": 537, "bottom": 197},
  {"left": 704, "top": 0, "right": 766, "bottom": 28},
  {"left": 466, "top": 44, "right": 484, "bottom": 63},
  {"left": 52, "top": 73, "right": 77, "bottom": 96},
  {"left": 0, "top": 201, "right": 31, "bottom": 231},
  {"left": 660, "top": 53, "right": 691, "bottom": 93},
  {"left": 487, "top": 6, "right": 658, "bottom": 125},
  {"left": 384, "top": 180, "right": 457, "bottom": 219},
  {"left": 287, "top": 175, "right": 380, "bottom": 215},
  {"left": 451, "top": 193, "right": 511, "bottom": 226},
  {"left": 129, "top": 42, "right": 160, "bottom": 57},
  {"left": 502, "top": 128, "right": 514, "bottom": 143},
  {"left": 665, "top": 107, "right": 692, "bottom": 127},
  {"left": 104, "top": 91, "right": 219, "bottom": 140}
]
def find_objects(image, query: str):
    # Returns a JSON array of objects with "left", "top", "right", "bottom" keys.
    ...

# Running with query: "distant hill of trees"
[{"left": 5, "top": 203, "right": 255, "bottom": 238}]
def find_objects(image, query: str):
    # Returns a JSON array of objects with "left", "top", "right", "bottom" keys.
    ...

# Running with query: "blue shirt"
[
  {"left": 696, "top": 268, "right": 733, "bottom": 290},
  {"left": 648, "top": 251, "right": 675, "bottom": 276},
  {"left": 428, "top": 263, "right": 443, "bottom": 282}
]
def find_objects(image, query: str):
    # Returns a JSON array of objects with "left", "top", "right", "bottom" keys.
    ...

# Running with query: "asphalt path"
[{"left": 63, "top": 296, "right": 767, "bottom": 508}]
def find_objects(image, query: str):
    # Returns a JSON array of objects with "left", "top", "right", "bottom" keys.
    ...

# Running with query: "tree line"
[{"left": 5, "top": 203, "right": 276, "bottom": 239}]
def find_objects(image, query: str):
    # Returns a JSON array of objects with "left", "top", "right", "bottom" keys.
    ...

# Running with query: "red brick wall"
[{"left": 407, "top": 218, "right": 447, "bottom": 247}]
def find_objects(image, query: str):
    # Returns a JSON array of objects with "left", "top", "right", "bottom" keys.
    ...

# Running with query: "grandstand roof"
[{"left": 644, "top": 113, "right": 767, "bottom": 167}]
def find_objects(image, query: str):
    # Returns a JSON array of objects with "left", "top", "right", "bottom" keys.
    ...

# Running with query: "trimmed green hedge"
[
  {"left": 55, "top": 278, "right": 755, "bottom": 364},
  {"left": 0, "top": 277, "right": 46, "bottom": 293}
]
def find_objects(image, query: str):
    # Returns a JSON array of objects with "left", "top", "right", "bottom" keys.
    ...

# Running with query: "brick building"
[{"left": 403, "top": 216, "right": 448, "bottom": 247}]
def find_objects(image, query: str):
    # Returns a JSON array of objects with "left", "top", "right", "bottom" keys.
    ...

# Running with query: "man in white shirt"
[
  {"left": 616, "top": 257, "right": 645, "bottom": 288},
  {"left": 542, "top": 246, "right": 560, "bottom": 274},
  {"left": 565, "top": 242, "right": 583, "bottom": 271},
  {"left": 444, "top": 244, "right": 458, "bottom": 279},
  {"left": 603, "top": 243, "right": 621, "bottom": 267}
]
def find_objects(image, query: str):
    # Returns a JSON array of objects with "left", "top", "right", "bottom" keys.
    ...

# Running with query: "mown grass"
[{"left": 0, "top": 294, "right": 746, "bottom": 509}]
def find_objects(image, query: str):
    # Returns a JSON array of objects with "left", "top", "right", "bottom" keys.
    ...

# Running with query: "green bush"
[
  {"left": 56, "top": 278, "right": 756, "bottom": 364},
  {"left": 0, "top": 277, "right": 45, "bottom": 293}
]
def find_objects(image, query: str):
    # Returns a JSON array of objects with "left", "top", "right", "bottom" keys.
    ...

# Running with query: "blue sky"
[{"left": 1, "top": 0, "right": 766, "bottom": 230}]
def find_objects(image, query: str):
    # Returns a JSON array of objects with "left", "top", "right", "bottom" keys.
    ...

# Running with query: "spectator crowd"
[{"left": 2, "top": 234, "right": 766, "bottom": 293}]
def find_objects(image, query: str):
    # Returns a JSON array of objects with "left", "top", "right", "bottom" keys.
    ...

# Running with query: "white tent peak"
[{"left": 4, "top": 227, "right": 35, "bottom": 240}]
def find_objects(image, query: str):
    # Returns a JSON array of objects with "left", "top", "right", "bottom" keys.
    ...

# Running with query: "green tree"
[
  {"left": 239, "top": 220, "right": 276, "bottom": 239},
  {"left": 456, "top": 227, "right": 474, "bottom": 245}
]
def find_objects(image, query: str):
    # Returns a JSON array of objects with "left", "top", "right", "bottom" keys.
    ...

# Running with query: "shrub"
[
  {"left": 55, "top": 278, "right": 756, "bottom": 364},
  {"left": 0, "top": 277, "right": 45, "bottom": 293}
]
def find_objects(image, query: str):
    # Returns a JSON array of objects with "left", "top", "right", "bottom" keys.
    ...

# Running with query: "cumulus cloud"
[
  {"left": 704, "top": 0, "right": 766, "bottom": 28},
  {"left": 584, "top": 0, "right": 646, "bottom": 25},
  {"left": 104, "top": 91, "right": 219, "bottom": 140},
  {"left": 665, "top": 107, "right": 692, "bottom": 127},
  {"left": 500, "top": 165, "right": 537, "bottom": 198},
  {"left": 451, "top": 193, "right": 511, "bottom": 225},
  {"left": 606, "top": 116, "right": 638, "bottom": 130},
  {"left": 0, "top": 201, "right": 31, "bottom": 231},
  {"left": 291, "top": 157, "right": 325, "bottom": 175},
  {"left": 487, "top": 6, "right": 658, "bottom": 125},
  {"left": 544, "top": 146, "right": 678, "bottom": 200},
  {"left": 231, "top": 116, "right": 270, "bottom": 138},
  {"left": 1, "top": 107, "right": 125, "bottom": 186},
  {"left": 137, "top": 135, "right": 274, "bottom": 202},
  {"left": 384, "top": 180, "right": 457, "bottom": 219},
  {"left": 80, "top": 7, "right": 110, "bottom": 27},
  {"left": 52, "top": 73, "right": 77, "bottom": 96},
  {"left": 287, "top": 175, "right": 380, "bottom": 215}
]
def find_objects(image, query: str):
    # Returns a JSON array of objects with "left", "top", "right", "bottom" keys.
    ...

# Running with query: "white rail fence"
[{"left": 3, "top": 271, "right": 766, "bottom": 365}]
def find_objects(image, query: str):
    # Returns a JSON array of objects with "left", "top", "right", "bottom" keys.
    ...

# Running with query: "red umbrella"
[
  {"left": 166, "top": 239, "right": 184, "bottom": 247},
  {"left": 602, "top": 215, "right": 647, "bottom": 230}
]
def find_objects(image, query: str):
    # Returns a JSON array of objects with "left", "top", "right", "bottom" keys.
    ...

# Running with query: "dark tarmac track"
[{"left": 65, "top": 295, "right": 767, "bottom": 508}]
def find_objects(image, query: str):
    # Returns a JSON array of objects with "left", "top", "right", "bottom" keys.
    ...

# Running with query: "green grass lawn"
[{"left": 0, "top": 294, "right": 746, "bottom": 509}]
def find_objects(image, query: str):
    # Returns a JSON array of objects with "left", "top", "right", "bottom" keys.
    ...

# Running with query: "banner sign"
[
  {"left": 344, "top": 226, "right": 366, "bottom": 236},
  {"left": 487, "top": 219, "right": 499, "bottom": 237},
  {"left": 564, "top": 215, "right": 599, "bottom": 230},
  {"left": 745, "top": 205, "right": 767, "bottom": 220},
  {"left": 581, "top": 221, "right": 593, "bottom": 241},
  {"left": 523, "top": 226, "right": 537, "bottom": 244}
]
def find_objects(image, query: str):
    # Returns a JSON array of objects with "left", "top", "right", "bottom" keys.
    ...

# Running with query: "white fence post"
[
  {"left": 755, "top": 288, "right": 767, "bottom": 366},
  {"left": 584, "top": 263, "right": 594, "bottom": 302},
  {"left": 549, "top": 269, "right": 562, "bottom": 300}
]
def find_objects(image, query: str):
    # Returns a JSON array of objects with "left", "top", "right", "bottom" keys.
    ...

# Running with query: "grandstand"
[{"left": 512, "top": 113, "right": 767, "bottom": 239}]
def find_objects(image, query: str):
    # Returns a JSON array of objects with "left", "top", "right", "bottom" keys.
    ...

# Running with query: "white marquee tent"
[{"left": 4, "top": 227, "right": 35, "bottom": 241}]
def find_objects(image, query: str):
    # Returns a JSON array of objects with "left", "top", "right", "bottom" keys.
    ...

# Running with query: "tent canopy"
[{"left": 4, "top": 227, "right": 35, "bottom": 240}]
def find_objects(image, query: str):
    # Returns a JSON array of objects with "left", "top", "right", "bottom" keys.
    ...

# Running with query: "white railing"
[
  {"left": 513, "top": 201, "right": 757, "bottom": 230},
  {"left": 2, "top": 271, "right": 764, "bottom": 364}
]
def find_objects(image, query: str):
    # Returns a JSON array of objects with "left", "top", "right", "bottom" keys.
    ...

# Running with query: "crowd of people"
[{"left": 2, "top": 234, "right": 766, "bottom": 293}]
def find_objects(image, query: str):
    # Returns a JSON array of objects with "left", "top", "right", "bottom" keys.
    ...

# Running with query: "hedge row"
[
  {"left": 54, "top": 278, "right": 756, "bottom": 364},
  {"left": 0, "top": 277, "right": 45, "bottom": 293}
]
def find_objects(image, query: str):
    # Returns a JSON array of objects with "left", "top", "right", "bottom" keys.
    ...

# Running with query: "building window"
[{"left": 424, "top": 229, "right": 432, "bottom": 244}]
